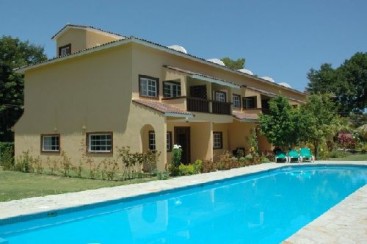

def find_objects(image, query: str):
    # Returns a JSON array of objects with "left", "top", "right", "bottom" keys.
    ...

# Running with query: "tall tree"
[
  {"left": 306, "top": 52, "right": 367, "bottom": 115},
  {"left": 299, "top": 94, "right": 341, "bottom": 158},
  {"left": 259, "top": 96, "right": 299, "bottom": 148},
  {"left": 221, "top": 57, "right": 245, "bottom": 70},
  {"left": 0, "top": 36, "right": 47, "bottom": 141}
]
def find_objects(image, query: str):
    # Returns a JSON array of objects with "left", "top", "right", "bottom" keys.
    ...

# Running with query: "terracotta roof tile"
[
  {"left": 232, "top": 111, "right": 259, "bottom": 121},
  {"left": 133, "top": 99, "right": 193, "bottom": 118}
]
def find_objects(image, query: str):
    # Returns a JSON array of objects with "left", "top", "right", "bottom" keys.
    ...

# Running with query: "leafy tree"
[
  {"left": 306, "top": 52, "right": 367, "bottom": 115},
  {"left": 0, "top": 36, "right": 47, "bottom": 141},
  {"left": 298, "top": 94, "right": 341, "bottom": 158},
  {"left": 259, "top": 96, "right": 299, "bottom": 148},
  {"left": 221, "top": 57, "right": 245, "bottom": 70}
]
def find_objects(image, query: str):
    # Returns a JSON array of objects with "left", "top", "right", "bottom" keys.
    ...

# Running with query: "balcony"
[{"left": 187, "top": 97, "right": 231, "bottom": 115}]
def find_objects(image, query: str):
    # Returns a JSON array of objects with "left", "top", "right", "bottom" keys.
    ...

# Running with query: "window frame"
[
  {"left": 163, "top": 80, "right": 181, "bottom": 98},
  {"left": 232, "top": 94, "right": 241, "bottom": 108},
  {"left": 139, "top": 75, "right": 159, "bottom": 98},
  {"left": 58, "top": 44, "right": 71, "bottom": 56},
  {"left": 215, "top": 91, "right": 227, "bottom": 102},
  {"left": 166, "top": 131, "right": 172, "bottom": 152},
  {"left": 149, "top": 130, "right": 156, "bottom": 151},
  {"left": 86, "top": 132, "right": 113, "bottom": 154},
  {"left": 213, "top": 131, "right": 223, "bottom": 149},
  {"left": 41, "top": 134, "right": 60, "bottom": 153},
  {"left": 243, "top": 96, "right": 258, "bottom": 109}
]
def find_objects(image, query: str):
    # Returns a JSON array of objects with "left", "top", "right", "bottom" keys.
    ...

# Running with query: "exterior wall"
[
  {"left": 85, "top": 30, "right": 122, "bottom": 49},
  {"left": 212, "top": 123, "right": 229, "bottom": 160},
  {"left": 15, "top": 44, "right": 133, "bottom": 166},
  {"left": 56, "top": 28, "right": 87, "bottom": 55},
  {"left": 228, "top": 120, "right": 256, "bottom": 154}
]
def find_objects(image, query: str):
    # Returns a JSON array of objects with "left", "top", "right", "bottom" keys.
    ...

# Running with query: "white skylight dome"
[
  {"left": 206, "top": 58, "right": 225, "bottom": 66},
  {"left": 167, "top": 45, "right": 187, "bottom": 54},
  {"left": 261, "top": 76, "right": 275, "bottom": 83},
  {"left": 238, "top": 68, "right": 254, "bottom": 75},
  {"left": 278, "top": 82, "right": 292, "bottom": 88}
]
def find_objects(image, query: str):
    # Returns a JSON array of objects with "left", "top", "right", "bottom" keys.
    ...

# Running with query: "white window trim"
[
  {"left": 163, "top": 81, "right": 181, "bottom": 98},
  {"left": 41, "top": 134, "right": 60, "bottom": 152},
  {"left": 87, "top": 133, "right": 113, "bottom": 153},
  {"left": 140, "top": 76, "right": 158, "bottom": 97},
  {"left": 215, "top": 91, "right": 226, "bottom": 102},
  {"left": 233, "top": 94, "right": 241, "bottom": 108}
]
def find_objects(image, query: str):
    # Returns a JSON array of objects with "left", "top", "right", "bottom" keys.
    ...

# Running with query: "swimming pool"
[{"left": 0, "top": 165, "right": 366, "bottom": 243}]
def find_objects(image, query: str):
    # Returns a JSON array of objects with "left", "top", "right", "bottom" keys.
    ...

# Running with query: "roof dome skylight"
[
  {"left": 238, "top": 68, "right": 254, "bottom": 75},
  {"left": 278, "top": 82, "right": 292, "bottom": 88},
  {"left": 261, "top": 76, "right": 275, "bottom": 83},
  {"left": 206, "top": 58, "right": 225, "bottom": 66},
  {"left": 167, "top": 45, "right": 187, "bottom": 54}
]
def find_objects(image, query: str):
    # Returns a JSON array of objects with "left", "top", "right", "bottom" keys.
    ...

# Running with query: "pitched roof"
[
  {"left": 232, "top": 111, "right": 259, "bottom": 122},
  {"left": 133, "top": 99, "right": 194, "bottom": 118},
  {"left": 164, "top": 65, "right": 240, "bottom": 89},
  {"left": 51, "top": 24, "right": 124, "bottom": 40}
]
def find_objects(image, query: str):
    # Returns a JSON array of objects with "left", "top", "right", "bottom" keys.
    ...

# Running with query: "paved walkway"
[{"left": 0, "top": 161, "right": 366, "bottom": 243}]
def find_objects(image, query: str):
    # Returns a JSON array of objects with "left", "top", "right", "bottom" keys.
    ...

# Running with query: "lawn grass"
[
  {"left": 0, "top": 169, "right": 156, "bottom": 202},
  {"left": 328, "top": 153, "right": 367, "bottom": 161}
]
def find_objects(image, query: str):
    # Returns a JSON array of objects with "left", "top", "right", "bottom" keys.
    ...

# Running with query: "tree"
[
  {"left": 298, "top": 94, "right": 341, "bottom": 158},
  {"left": 0, "top": 36, "right": 47, "bottom": 141},
  {"left": 221, "top": 57, "right": 245, "bottom": 70},
  {"left": 306, "top": 52, "right": 367, "bottom": 115},
  {"left": 259, "top": 96, "right": 299, "bottom": 148}
]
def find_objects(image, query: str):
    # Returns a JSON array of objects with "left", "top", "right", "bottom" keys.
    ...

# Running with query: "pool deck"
[{"left": 0, "top": 161, "right": 366, "bottom": 243}]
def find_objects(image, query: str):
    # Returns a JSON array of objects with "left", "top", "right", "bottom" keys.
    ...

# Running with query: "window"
[
  {"left": 41, "top": 134, "right": 60, "bottom": 152},
  {"left": 139, "top": 75, "right": 159, "bottom": 98},
  {"left": 87, "top": 132, "right": 112, "bottom": 153},
  {"left": 243, "top": 96, "right": 257, "bottom": 109},
  {"left": 163, "top": 80, "right": 181, "bottom": 98},
  {"left": 233, "top": 94, "right": 241, "bottom": 108},
  {"left": 215, "top": 91, "right": 226, "bottom": 102},
  {"left": 213, "top": 132, "right": 223, "bottom": 149},
  {"left": 149, "top": 131, "right": 156, "bottom": 151},
  {"left": 166, "top": 131, "right": 172, "bottom": 151},
  {"left": 58, "top": 44, "right": 71, "bottom": 56}
]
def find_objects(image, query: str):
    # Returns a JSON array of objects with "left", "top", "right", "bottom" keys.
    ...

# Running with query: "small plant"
[
  {"left": 0, "top": 144, "right": 14, "bottom": 170},
  {"left": 178, "top": 163, "right": 195, "bottom": 175},
  {"left": 157, "top": 171, "right": 169, "bottom": 180},
  {"left": 60, "top": 151, "right": 72, "bottom": 177},
  {"left": 169, "top": 145, "right": 182, "bottom": 176},
  {"left": 14, "top": 151, "right": 34, "bottom": 173},
  {"left": 32, "top": 157, "right": 44, "bottom": 174}
]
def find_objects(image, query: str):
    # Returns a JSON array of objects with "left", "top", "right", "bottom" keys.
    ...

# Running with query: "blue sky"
[{"left": 1, "top": 0, "right": 366, "bottom": 92}]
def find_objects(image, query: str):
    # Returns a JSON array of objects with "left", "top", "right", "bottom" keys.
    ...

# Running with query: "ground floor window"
[
  {"left": 149, "top": 131, "right": 156, "bottom": 151},
  {"left": 213, "top": 131, "right": 223, "bottom": 149},
  {"left": 41, "top": 134, "right": 60, "bottom": 152},
  {"left": 87, "top": 132, "right": 112, "bottom": 153},
  {"left": 167, "top": 131, "right": 172, "bottom": 151}
]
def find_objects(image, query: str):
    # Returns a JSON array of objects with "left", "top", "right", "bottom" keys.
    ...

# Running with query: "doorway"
[{"left": 174, "top": 127, "right": 191, "bottom": 164}]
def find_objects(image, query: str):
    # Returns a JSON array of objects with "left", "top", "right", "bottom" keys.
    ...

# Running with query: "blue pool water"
[{"left": 1, "top": 165, "right": 367, "bottom": 243}]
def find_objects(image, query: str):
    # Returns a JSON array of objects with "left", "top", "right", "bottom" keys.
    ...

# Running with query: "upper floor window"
[
  {"left": 243, "top": 96, "right": 257, "bottom": 109},
  {"left": 213, "top": 132, "right": 223, "bottom": 149},
  {"left": 59, "top": 44, "right": 71, "bottom": 56},
  {"left": 41, "top": 134, "right": 60, "bottom": 152},
  {"left": 139, "top": 75, "right": 159, "bottom": 98},
  {"left": 215, "top": 91, "right": 226, "bottom": 102},
  {"left": 149, "top": 131, "right": 156, "bottom": 151},
  {"left": 233, "top": 94, "right": 241, "bottom": 108},
  {"left": 163, "top": 80, "right": 181, "bottom": 98},
  {"left": 87, "top": 132, "right": 112, "bottom": 153}
]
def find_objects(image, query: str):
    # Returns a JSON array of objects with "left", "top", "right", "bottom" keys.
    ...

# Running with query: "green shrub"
[
  {"left": 328, "top": 150, "right": 349, "bottom": 158},
  {"left": 157, "top": 171, "right": 169, "bottom": 180},
  {"left": 14, "top": 151, "right": 34, "bottom": 173},
  {"left": 193, "top": 160, "right": 202, "bottom": 173},
  {"left": 178, "top": 163, "right": 195, "bottom": 175},
  {"left": 0, "top": 143, "right": 14, "bottom": 170}
]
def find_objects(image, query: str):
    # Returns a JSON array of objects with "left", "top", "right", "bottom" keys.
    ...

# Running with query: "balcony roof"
[
  {"left": 232, "top": 111, "right": 259, "bottom": 122},
  {"left": 133, "top": 99, "right": 194, "bottom": 118},
  {"left": 246, "top": 86, "right": 305, "bottom": 103},
  {"left": 164, "top": 65, "right": 241, "bottom": 89}
]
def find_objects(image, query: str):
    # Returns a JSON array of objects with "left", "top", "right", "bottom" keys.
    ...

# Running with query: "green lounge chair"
[
  {"left": 300, "top": 147, "right": 315, "bottom": 162},
  {"left": 288, "top": 149, "right": 300, "bottom": 163},
  {"left": 275, "top": 149, "right": 288, "bottom": 163}
]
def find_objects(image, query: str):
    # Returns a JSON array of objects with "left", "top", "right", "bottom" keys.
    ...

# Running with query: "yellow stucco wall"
[{"left": 56, "top": 28, "right": 87, "bottom": 55}]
